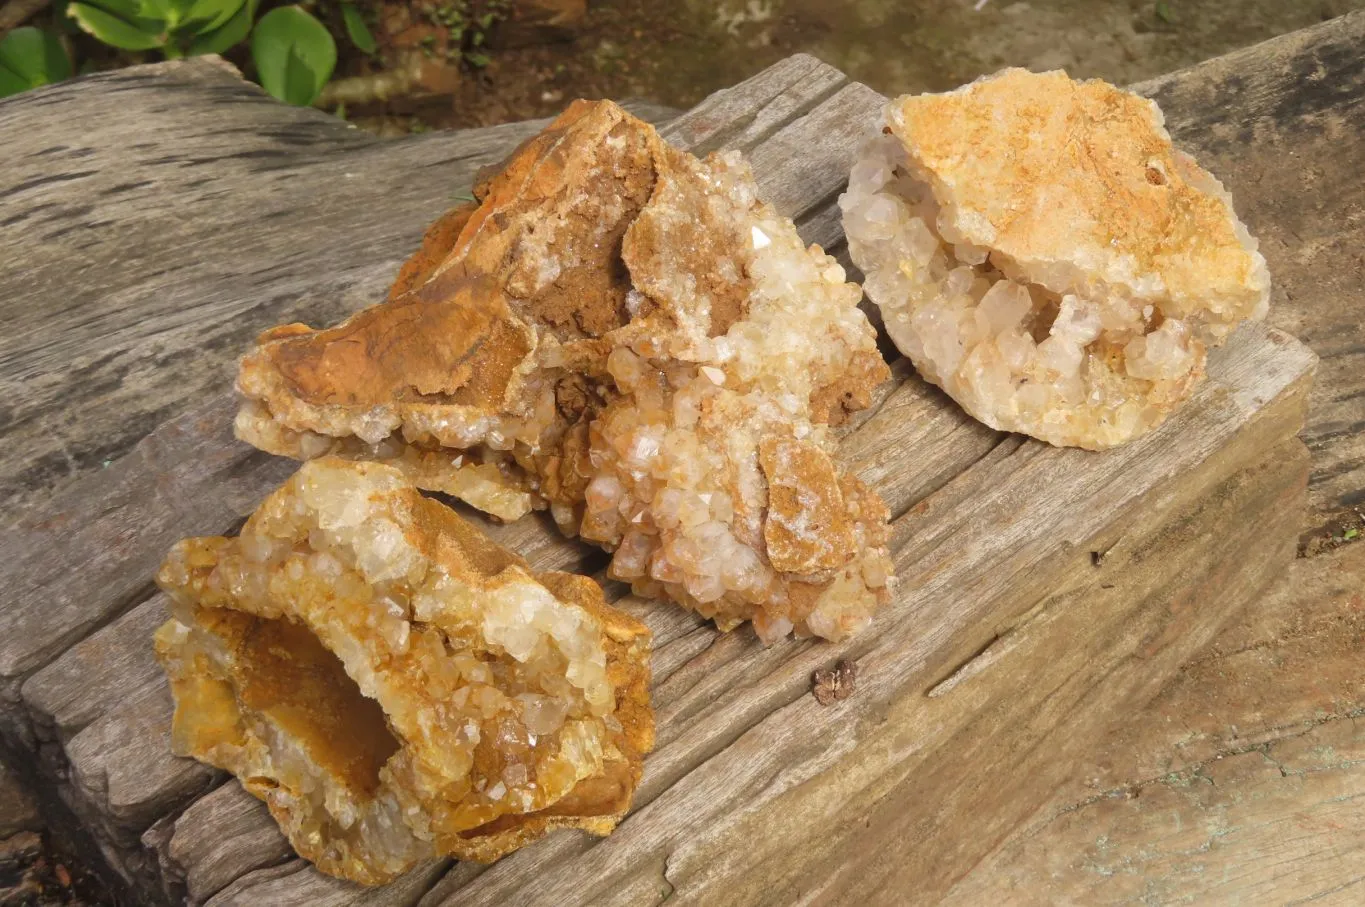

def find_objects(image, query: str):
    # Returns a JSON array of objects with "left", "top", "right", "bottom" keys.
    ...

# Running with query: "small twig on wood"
[
  {"left": 0, "top": 0, "right": 51, "bottom": 36},
  {"left": 317, "top": 55, "right": 445, "bottom": 109}
]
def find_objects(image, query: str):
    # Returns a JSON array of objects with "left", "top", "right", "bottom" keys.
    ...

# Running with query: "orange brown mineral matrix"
[
  {"left": 154, "top": 458, "right": 653, "bottom": 884},
  {"left": 234, "top": 100, "right": 895, "bottom": 643},
  {"left": 843, "top": 68, "right": 1270, "bottom": 449}
]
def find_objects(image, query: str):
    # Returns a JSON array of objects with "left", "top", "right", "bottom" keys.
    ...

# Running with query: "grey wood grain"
[
  {"left": 1, "top": 394, "right": 295, "bottom": 684},
  {"left": 0, "top": 60, "right": 673, "bottom": 519},
  {"left": 428, "top": 327, "right": 1313, "bottom": 907},
  {"left": 0, "top": 21, "right": 1344, "bottom": 904},
  {"left": 22, "top": 596, "right": 167, "bottom": 744},
  {"left": 659, "top": 53, "right": 843, "bottom": 156},
  {"left": 840, "top": 375, "right": 1002, "bottom": 520},
  {"left": 1130, "top": 11, "right": 1365, "bottom": 514},
  {"left": 63, "top": 676, "right": 219, "bottom": 840},
  {"left": 207, "top": 857, "right": 450, "bottom": 907},
  {"left": 142, "top": 783, "right": 290, "bottom": 905},
  {"left": 0, "top": 53, "right": 886, "bottom": 902}
]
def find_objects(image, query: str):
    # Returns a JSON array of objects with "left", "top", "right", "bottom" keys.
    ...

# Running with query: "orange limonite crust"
[
  {"left": 235, "top": 99, "right": 894, "bottom": 643},
  {"left": 843, "top": 69, "right": 1270, "bottom": 449},
  {"left": 155, "top": 458, "right": 652, "bottom": 884}
]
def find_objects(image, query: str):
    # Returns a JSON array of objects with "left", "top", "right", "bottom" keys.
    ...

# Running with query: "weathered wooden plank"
[
  {"left": 0, "top": 394, "right": 294, "bottom": 745},
  {"left": 0, "top": 394, "right": 295, "bottom": 744},
  {"left": 142, "top": 783, "right": 290, "bottom": 906},
  {"left": 780, "top": 442, "right": 1309, "bottom": 906},
  {"left": 839, "top": 377, "right": 1000, "bottom": 520},
  {"left": 946, "top": 518, "right": 1365, "bottom": 904},
  {"left": 431, "top": 330, "right": 1313, "bottom": 905},
  {"left": 659, "top": 53, "right": 841, "bottom": 155},
  {"left": 0, "top": 32, "right": 1335, "bottom": 907},
  {"left": 0, "top": 54, "right": 860, "bottom": 726},
  {"left": 63, "top": 677, "right": 218, "bottom": 844},
  {"left": 745, "top": 81, "right": 881, "bottom": 220},
  {"left": 948, "top": 719, "right": 1365, "bottom": 906},
  {"left": 22, "top": 596, "right": 167, "bottom": 745},
  {"left": 207, "top": 858, "right": 450, "bottom": 907},
  {"left": 0, "top": 63, "right": 673, "bottom": 518},
  {"left": 1133, "top": 10, "right": 1365, "bottom": 514}
]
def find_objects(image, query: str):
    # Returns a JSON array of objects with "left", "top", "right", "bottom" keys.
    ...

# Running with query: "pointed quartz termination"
[
  {"left": 154, "top": 458, "right": 653, "bottom": 885},
  {"left": 841, "top": 69, "right": 1271, "bottom": 449},
  {"left": 235, "top": 100, "right": 894, "bottom": 643}
]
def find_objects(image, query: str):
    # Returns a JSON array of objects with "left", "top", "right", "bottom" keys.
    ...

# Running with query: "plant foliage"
[
  {"left": 340, "top": 3, "right": 375, "bottom": 54},
  {"left": 58, "top": 0, "right": 336, "bottom": 106},
  {"left": 251, "top": 5, "right": 335, "bottom": 106},
  {"left": 68, "top": 0, "right": 248, "bottom": 56},
  {"left": 0, "top": 26, "right": 71, "bottom": 98}
]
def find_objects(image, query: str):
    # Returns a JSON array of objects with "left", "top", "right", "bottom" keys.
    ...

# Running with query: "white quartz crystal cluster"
[
  {"left": 842, "top": 69, "right": 1271, "bottom": 448},
  {"left": 235, "top": 100, "right": 894, "bottom": 642},
  {"left": 580, "top": 150, "right": 893, "bottom": 643},
  {"left": 155, "top": 458, "right": 652, "bottom": 884}
]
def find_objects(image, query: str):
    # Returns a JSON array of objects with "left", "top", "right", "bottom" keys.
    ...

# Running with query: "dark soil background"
[
  {"left": 347, "top": 0, "right": 1364, "bottom": 133},
  {"left": 27, "top": 0, "right": 1362, "bottom": 133}
]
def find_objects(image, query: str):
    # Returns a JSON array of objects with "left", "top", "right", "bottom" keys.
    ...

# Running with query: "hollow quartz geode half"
[
  {"left": 153, "top": 458, "right": 652, "bottom": 884},
  {"left": 841, "top": 68, "right": 1271, "bottom": 449},
  {"left": 234, "top": 99, "right": 894, "bottom": 643}
]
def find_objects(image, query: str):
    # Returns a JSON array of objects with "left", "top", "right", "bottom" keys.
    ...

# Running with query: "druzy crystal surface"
[
  {"left": 236, "top": 100, "right": 894, "bottom": 643},
  {"left": 154, "top": 458, "right": 652, "bottom": 884},
  {"left": 842, "top": 69, "right": 1271, "bottom": 448}
]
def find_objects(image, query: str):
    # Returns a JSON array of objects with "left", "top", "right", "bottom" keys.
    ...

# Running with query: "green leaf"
[
  {"left": 341, "top": 3, "right": 375, "bottom": 54},
  {"left": 138, "top": 0, "right": 174, "bottom": 21},
  {"left": 251, "top": 5, "right": 335, "bottom": 106},
  {"left": 185, "top": 0, "right": 255, "bottom": 54},
  {"left": 1154, "top": 1, "right": 1175, "bottom": 23},
  {"left": 0, "top": 27, "right": 72, "bottom": 97},
  {"left": 81, "top": 0, "right": 160, "bottom": 28},
  {"left": 68, "top": 1, "right": 166, "bottom": 50},
  {"left": 179, "top": 0, "right": 245, "bottom": 35},
  {"left": 1344, "top": 528, "right": 1360, "bottom": 541},
  {"left": 84, "top": 0, "right": 149, "bottom": 17}
]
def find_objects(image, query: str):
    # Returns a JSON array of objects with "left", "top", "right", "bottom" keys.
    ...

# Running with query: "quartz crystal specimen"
[
  {"left": 235, "top": 100, "right": 894, "bottom": 642},
  {"left": 842, "top": 69, "right": 1271, "bottom": 448},
  {"left": 153, "top": 458, "right": 653, "bottom": 884}
]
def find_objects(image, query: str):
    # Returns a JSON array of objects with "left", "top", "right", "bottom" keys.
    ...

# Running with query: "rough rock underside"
[
  {"left": 154, "top": 458, "right": 653, "bottom": 884},
  {"left": 236, "top": 99, "right": 894, "bottom": 642},
  {"left": 842, "top": 68, "right": 1271, "bottom": 449}
]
